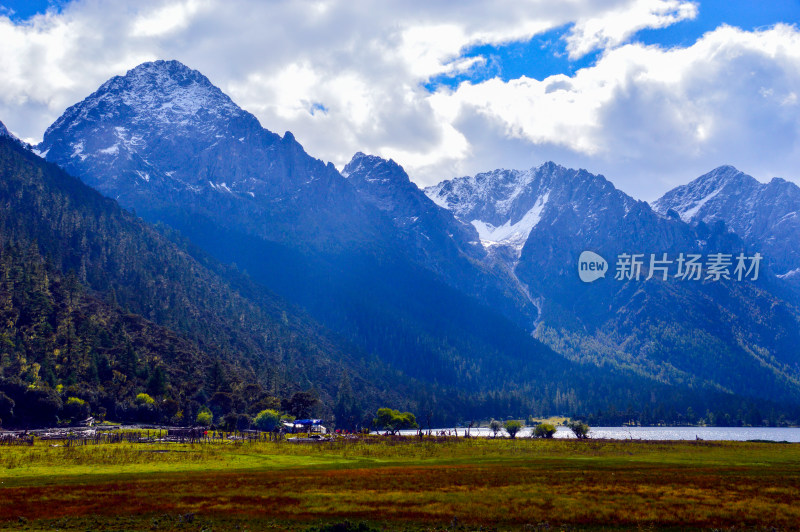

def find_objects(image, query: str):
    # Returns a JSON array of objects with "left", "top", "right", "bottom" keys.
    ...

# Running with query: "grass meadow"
[{"left": 1, "top": 434, "right": 799, "bottom": 530}]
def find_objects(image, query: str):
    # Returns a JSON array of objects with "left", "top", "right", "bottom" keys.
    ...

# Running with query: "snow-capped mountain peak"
[
  {"left": 654, "top": 165, "right": 800, "bottom": 277},
  {"left": 38, "top": 60, "right": 387, "bottom": 249},
  {"left": 651, "top": 165, "right": 759, "bottom": 222},
  {"left": 0, "top": 119, "right": 10, "bottom": 138},
  {"left": 44, "top": 60, "right": 245, "bottom": 140},
  {"left": 37, "top": 60, "right": 283, "bottom": 199},
  {"left": 425, "top": 161, "right": 633, "bottom": 258},
  {"left": 342, "top": 152, "right": 409, "bottom": 184}
]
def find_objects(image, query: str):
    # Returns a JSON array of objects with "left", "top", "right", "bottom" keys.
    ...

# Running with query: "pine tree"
[
  {"left": 148, "top": 365, "right": 168, "bottom": 397},
  {"left": 207, "top": 359, "right": 228, "bottom": 394},
  {"left": 121, "top": 342, "right": 138, "bottom": 378}
]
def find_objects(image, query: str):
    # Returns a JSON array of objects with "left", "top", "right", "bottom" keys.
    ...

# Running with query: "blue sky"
[
  {"left": 0, "top": 0, "right": 66, "bottom": 19},
  {"left": 424, "top": 26, "right": 603, "bottom": 91},
  {"left": 636, "top": 0, "right": 800, "bottom": 46},
  {"left": 427, "top": 0, "right": 800, "bottom": 89},
  {"left": 1, "top": 0, "right": 800, "bottom": 199}
]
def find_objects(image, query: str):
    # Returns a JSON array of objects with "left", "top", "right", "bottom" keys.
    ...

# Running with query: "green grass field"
[{"left": 1, "top": 435, "right": 799, "bottom": 530}]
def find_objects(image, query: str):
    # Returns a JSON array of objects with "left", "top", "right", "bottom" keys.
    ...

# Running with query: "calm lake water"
[{"left": 399, "top": 426, "right": 800, "bottom": 442}]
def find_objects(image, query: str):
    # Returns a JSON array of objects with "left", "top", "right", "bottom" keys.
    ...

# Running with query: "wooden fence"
[{"left": 0, "top": 427, "right": 286, "bottom": 446}]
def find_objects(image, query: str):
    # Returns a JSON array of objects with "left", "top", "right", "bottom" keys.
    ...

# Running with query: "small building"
[{"left": 283, "top": 419, "right": 327, "bottom": 434}]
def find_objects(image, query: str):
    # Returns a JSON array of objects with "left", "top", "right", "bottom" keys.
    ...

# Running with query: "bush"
[
  {"left": 373, "top": 407, "right": 418, "bottom": 435},
  {"left": 489, "top": 419, "right": 502, "bottom": 437},
  {"left": 135, "top": 393, "right": 155, "bottom": 405},
  {"left": 196, "top": 407, "right": 213, "bottom": 427},
  {"left": 253, "top": 409, "right": 281, "bottom": 432},
  {"left": 533, "top": 422, "right": 557, "bottom": 438},
  {"left": 504, "top": 420, "right": 522, "bottom": 438},
  {"left": 132, "top": 393, "right": 158, "bottom": 423},
  {"left": 568, "top": 420, "right": 590, "bottom": 439}
]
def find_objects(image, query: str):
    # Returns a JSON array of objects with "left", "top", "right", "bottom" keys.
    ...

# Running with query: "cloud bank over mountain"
[{"left": 1, "top": 0, "right": 798, "bottom": 199}]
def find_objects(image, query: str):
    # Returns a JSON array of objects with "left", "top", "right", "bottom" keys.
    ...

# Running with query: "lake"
[{"left": 399, "top": 426, "right": 800, "bottom": 442}]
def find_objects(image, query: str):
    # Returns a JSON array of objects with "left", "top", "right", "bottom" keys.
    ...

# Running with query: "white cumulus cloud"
[
  {"left": 434, "top": 23, "right": 800, "bottom": 199},
  {"left": 565, "top": 0, "right": 698, "bottom": 59}
]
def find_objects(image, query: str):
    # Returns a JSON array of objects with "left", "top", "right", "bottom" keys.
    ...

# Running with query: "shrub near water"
[
  {"left": 533, "top": 423, "right": 556, "bottom": 438},
  {"left": 503, "top": 420, "right": 522, "bottom": 438},
  {"left": 568, "top": 420, "right": 590, "bottom": 439},
  {"left": 373, "top": 408, "right": 418, "bottom": 435}
]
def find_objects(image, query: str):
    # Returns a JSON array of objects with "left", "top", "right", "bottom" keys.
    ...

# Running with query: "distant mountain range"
[
  {"left": 2, "top": 59, "right": 798, "bottom": 427},
  {"left": 427, "top": 162, "right": 800, "bottom": 406}
]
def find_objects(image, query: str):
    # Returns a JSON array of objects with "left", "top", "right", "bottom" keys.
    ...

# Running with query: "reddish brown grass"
[{"left": 2, "top": 459, "right": 799, "bottom": 529}]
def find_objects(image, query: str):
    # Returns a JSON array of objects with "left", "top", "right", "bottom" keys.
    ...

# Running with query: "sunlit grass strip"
[{"left": 1, "top": 438, "right": 799, "bottom": 529}]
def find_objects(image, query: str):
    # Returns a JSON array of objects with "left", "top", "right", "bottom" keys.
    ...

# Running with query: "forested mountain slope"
[{"left": 0, "top": 135, "right": 409, "bottom": 427}]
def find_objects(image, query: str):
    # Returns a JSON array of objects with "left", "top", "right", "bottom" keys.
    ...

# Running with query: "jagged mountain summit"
[
  {"left": 344, "top": 152, "right": 485, "bottom": 263},
  {"left": 425, "top": 162, "right": 638, "bottom": 268},
  {"left": 39, "top": 60, "right": 382, "bottom": 248},
  {"left": 653, "top": 165, "right": 800, "bottom": 280},
  {"left": 0, "top": 119, "right": 23, "bottom": 145},
  {"left": 343, "top": 152, "right": 538, "bottom": 328},
  {"left": 40, "top": 60, "right": 253, "bottom": 192}
]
